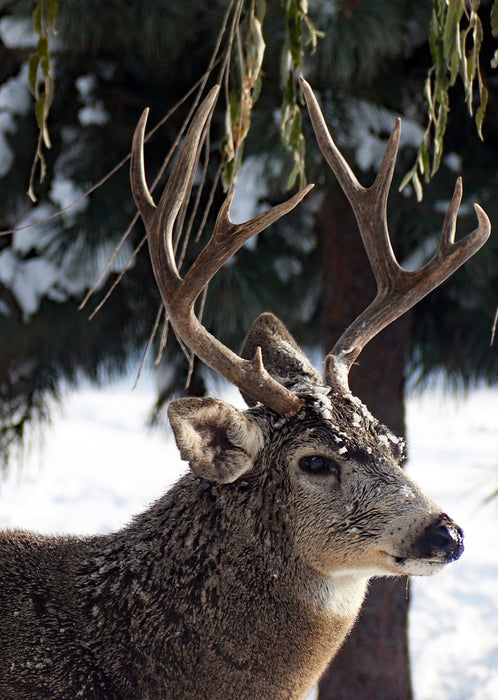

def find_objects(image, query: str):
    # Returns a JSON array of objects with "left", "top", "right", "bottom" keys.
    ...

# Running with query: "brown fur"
[{"left": 0, "top": 315, "right": 463, "bottom": 699}]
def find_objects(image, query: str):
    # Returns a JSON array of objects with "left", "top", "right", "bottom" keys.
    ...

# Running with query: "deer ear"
[
  {"left": 240, "top": 313, "right": 321, "bottom": 406},
  {"left": 168, "top": 397, "right": 264, "bottom": 484}
]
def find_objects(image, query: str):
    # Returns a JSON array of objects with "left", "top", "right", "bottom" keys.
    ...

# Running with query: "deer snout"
[{"left": 419, "top": 514, "right": 464, "bottom": 563}]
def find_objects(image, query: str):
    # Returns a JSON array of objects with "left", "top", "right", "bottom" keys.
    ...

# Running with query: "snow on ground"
[
  {"left": 406, "top": 387, "right": 498, "bottom": 700},
  {"left": 0, "top": 376, "right": 496, "bottom": 699}
]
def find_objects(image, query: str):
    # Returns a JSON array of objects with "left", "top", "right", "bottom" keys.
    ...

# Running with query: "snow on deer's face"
[
  {"left": 232, "top": 312, "right": 464, "bottom": 581},
  {"left": 256, "top": 389, "right": 463, "bottom": 580}
]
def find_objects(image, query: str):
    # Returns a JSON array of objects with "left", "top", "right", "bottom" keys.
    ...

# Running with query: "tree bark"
[{"left": 318, "top": 187, "right": 412, "bottom": 700}]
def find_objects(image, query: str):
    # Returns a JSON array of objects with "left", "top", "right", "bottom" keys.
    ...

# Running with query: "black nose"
[{"left": 422, "top": 515, "right": 464, "bottom": 562}]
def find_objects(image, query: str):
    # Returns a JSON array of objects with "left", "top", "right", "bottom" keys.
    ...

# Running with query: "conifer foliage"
[
  {"left": 0, "top": 2, "right": 496, "bottom": 698},
  {"left": 0, "top": 1, "right": 495, "bottom": 466}
]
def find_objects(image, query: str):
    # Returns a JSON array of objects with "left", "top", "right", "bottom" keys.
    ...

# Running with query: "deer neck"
[{"left": 77, "top": 476, "right": 369, "bottom": 698}]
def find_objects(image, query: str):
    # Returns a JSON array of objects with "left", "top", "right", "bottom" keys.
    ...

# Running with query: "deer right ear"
[{"left": 168, "top": 397, "right": 264, "bottom": 484}]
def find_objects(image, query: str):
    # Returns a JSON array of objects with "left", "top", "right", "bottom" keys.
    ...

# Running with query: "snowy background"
[{"left": 0, "top": 375, "right": 496, "bottom": 700}]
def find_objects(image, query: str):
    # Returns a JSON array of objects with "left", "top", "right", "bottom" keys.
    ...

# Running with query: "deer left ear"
[
  {"left": 168, "top": 397, "right": 264, "bottom": 484},
  {"left": 240, "top": 313, "right": 322, "bottom": 406}
]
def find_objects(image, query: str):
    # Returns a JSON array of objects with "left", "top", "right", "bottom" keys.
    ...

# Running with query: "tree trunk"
[{"left": 318, "top": 188, "right": 412, "bottom": 700}]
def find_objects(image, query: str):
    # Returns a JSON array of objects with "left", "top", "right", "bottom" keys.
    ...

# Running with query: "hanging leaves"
[
  {"left": 280, "top": 0, "right": 322, "bottom": 189},
  {"left": 222, "top": 0, "right": 267, "bottom": 190},
  {"left": 401, "top": 0, "right": 494, "bottom": 200},
  {"left": 491, "top": 0, "right": 498, "bottom": 67},
  {"left": 23, "top": 0, "right": 319, "bottom": 198},
  {"left": 222, "top": 0, "right": 321, "bottom": 191},
  {"left": 27, "top": 0, "right": 58, "bottom": 202}
]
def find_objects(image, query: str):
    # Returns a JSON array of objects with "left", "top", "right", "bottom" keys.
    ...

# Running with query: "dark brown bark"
[{"left": 318, "top": 187, "right": 412, "bottom": 700}]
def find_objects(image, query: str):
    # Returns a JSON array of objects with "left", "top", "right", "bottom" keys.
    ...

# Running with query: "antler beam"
[
  {"left": 300, "top": 77, "right": 491, "bottom": 393},
  {"left": 131, "top": 86, "right": 313, "bottom": 417}
]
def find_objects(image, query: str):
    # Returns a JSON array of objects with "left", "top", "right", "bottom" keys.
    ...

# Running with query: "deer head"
[{"left": 130, "top": 81, "right": 489, "bottom": 583}]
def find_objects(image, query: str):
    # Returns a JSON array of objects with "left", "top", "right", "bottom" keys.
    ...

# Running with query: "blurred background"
[{"left": 0, "top": 2, "right": 496, "bottom": 698}]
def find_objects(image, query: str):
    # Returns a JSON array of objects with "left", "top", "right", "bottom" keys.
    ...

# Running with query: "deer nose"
[{"left": 422, "top": 515, "right": 464, "bottom": 562}]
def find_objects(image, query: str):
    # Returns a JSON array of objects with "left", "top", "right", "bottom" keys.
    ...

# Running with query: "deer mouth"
[
  {"left": 391, "top": 556, "right": 448, "bottom": 576},
  {"left": 375, "top": 551, "right": 448, "bottom": 577}
]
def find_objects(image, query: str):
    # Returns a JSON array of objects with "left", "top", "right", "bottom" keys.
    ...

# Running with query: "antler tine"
[
  {"left": 179, "top": 184, "right": 314, "bottom": 307},
  {"left": 300, "top": 78, "right": 490, "bottom": 394},
  {"left": 131, "top": 86, "right": 220, "bottom": 300},
  {"left": 131, "top": 87, "right": 313, "bottom": 417},
  {"left": 130, "top": 108, "right": 157, "bottom": 229},
  {"left": 301, "top": 78, "right": 401, "bottom": 285}
]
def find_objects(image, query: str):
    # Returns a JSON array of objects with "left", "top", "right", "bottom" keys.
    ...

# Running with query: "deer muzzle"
[{"left": 417, "top": 513, "right": 464, "bottom": 563}]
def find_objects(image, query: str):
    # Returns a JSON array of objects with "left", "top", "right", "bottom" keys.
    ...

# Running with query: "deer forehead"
[{"left": 258, "top": 390, "right": 405, "bottom": 468}]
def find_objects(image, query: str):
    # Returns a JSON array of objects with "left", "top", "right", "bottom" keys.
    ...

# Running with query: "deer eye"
[{"left": 298, "top": 455, "right": 338, "bottom": 476}]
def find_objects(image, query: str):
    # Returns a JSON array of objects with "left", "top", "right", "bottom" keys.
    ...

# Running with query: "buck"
[{"left": 0, "top": 80, "right": 489, "bottom": 699}]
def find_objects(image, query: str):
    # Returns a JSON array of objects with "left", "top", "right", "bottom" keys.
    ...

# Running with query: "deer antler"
[
  {"left": 300, "top": 77, "right": 491, "bottom": 394},
  {"left": 131, "top": 86, "right": 313, "bottom": 417}
]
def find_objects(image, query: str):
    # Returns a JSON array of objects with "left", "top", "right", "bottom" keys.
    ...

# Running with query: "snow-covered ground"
[
  {"left": 406, "top": 386, "right": 497, "bottom": 700},
  {"left": 0, "top": 376, "right": 496, "bottom": 699}
]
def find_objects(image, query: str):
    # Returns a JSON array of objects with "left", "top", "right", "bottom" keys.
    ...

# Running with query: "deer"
[{"left": 0, "top": 79, "right": 489, "bottom": 700}]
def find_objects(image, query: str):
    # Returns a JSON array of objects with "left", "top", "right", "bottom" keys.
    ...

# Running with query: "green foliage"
[
  {"left": 27, "top": 0, "right": 57, "bottom": 201},
  {"left": 0, "top": 0, "right": 496, "bottom": 468},
  {"left": 401, "top": 0, "right": 495, "bottom": 200},
  {"left": 279, "top": 0, "right": 322, "bottom": 189},
  {"left": 222, "top": 0, "right": 321, "bottom": 190},
  {"left": 222, "top": 0, "right": 267, "bottom": 189},
  {"left": 308, "top": 0, "right": 413, "bottom": 85}
]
